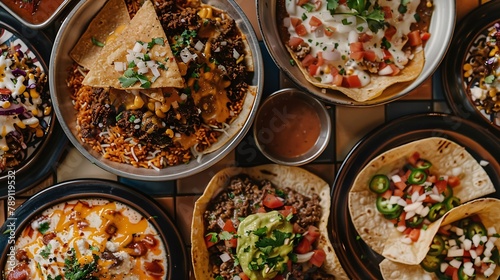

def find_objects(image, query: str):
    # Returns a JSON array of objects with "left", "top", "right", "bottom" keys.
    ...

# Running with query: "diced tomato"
[
  {"left": 295, "top": 24, "right": 308, "bottom": 36},
  {"left": 358, "top": 33, "right": 373, "bottom": 43},
  {"left": 204, "top": 235, "right": 217, "bottom": 248},
  {"left": 286, "top": 205, "right": 297, "bottom": 214},
  {"left": 421, "top": 32, "right": 431, "bottom": 41},
  {"left": 438, "top": 226, "right": 451, "bottom": 236},
  {"left": 308, "top": 64, "right": 319, "bottom": 76},
  {"left": 349, "top": 42, "right": 364, "bottom": 53},
  {"left": 427, "top": 175, "right": 437, "bottom": 183},
  {"left": 304, "top": 225, "right": 321, "bottom": 243},
  {"left": 476, "top": 244, "right": 485, "bottom": 255},
  {"left": 393, "top": 188, "right": 404, "bottom": 198},
  {"left": 407, "top": 30, "right": 422, "bottom": 47},
  {"left": 317, "top": 51, "right": 324, "bottom": 66},
  {"left": 382, "top": 6, "right": 392, "bottom": 19},
  {"left": 263, "top": 194, "right": 285, "bottom": 209},
  {"left": 279, "top": 206, "right": 294, "bottom": 218},
  {"left": 290, "top": 17, "right": 302, "bottom": 27},
  {"left": 435, "top": 179, "right": 448, "bottom": 194},
  {"left": 363, "top": 50, "right": 377, "bottom": 62},
  {"left": 394, "top": 181, "right": 407, "bottom": 191},
  {"left": 444, "top": 266, "right": 457, "bottom": 277},
  {"left": 309, "top": 249, "right": 326, "bottom": 267},
  {"left": 293, "top": 223, "right": 302, "bottom": 233},
  {"left": 332, "top": 73, "right": 343, "bottom": 86},
  {"left": 452, "top": 268, "right": 459, "bottom": 280},
  {"left": 225, "top": 237, "right": 238, "bottom": 248},
  {"left": 447, "top": 176, "right": 460, "bottom": 188},
  {"left": 410, "top": 185, "right": 423, "bottom": 195},
  {"left": 295, "top": 238, "right": 312, "bottom": 254},
  {"left": 350, "top": 51, "right": 364, "bottom": 60},
  {"left": 408, "top": 152, "right": 421, "bottom": 166},
  {"left": 384, "top": 25, "right": 397, "bottom": 40},
  {"left": 339, "top": 0, "right": 346, "bottom": 3},
  {"left": 301, "top": 54, "right": 317, "bottom": 68},
  {"left": 239, "top": 273, "right": 250, "bottom": 280},
  {"left": 408, "top": 228, "right": 421, "bottom": 242},
  {"left": 345, "top": 75, "right": 362, "bottom": 88},
  {"left": 223, "top": 219, "right": 236, "bottom": 233},
  {"left": 297, "top": 0, "right": 309, "bottom": 5},
  {"left": 383, "top": 49, "right": 393, "bottom": 60},
  {"left": 324, "top": 26, "right": 335, "bottom": 36},
  {"left": 257, "top": 206, "right": 267, "bottom": 213},
  {"left": 288, "top": 37, "right": 304, "bottom": 48},
  {"left": 381, "top": 189, "right": 393, "bottom": 200},
  {"left": 309, "top": 16, "right": 322, "bottom": 27},
  {"left": 397, "top": 212, "right": 406, "bottom": 227},
  {"left": 0, "top": 88, "right": 11, "bottom": 94},
  {"left": 388, "top": 64, "right": 400, "bottom": 76}
]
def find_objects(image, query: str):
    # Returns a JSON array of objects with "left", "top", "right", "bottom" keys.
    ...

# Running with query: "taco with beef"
[
  {"left": 191, "top": 164, "right": 348, "bottom": 280},
  {"left": 348, "top": 137, "right": 495, "bottom": 259},
  {"left": 379, "top": 198, "right": 500, "bottom": 279},
  {"left": 276, "top": 0, "right": 434, "bottom": 102}
]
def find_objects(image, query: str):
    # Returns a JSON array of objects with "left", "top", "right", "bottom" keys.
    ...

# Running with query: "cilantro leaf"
[
  {"left": 252, "top": 227, "right": 268, "bottom": 237},
  {"left": 40, "top": 244, "right": 52, "bottom": 259},
  {"left": 484, "top": 75, "right": 495, "bottom": 84},
  {"left": 206, "top": 232, "right": 218, "bottom": 243},
  {"left": 91, "top": 37, "right": 104, "bottom": 47},
  {"left": 326, "top": 0, "right": 340, "bottom": 12},
  {"left": 254, "top": 230, "right": 291, "bottom": 248},
  {"left": 219, "top": 231, "right": 233, "bottom": 241},
  {"left": 118, "top": 76, "right": 139, "bottom": 88},
  {"left": 38, "top": 222, "right": 50, "bottom": 234}
]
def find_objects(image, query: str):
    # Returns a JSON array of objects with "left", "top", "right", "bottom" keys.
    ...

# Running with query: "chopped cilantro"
[
  {"left": 301, "top": 13, "right": 307, "bottom": 21},
  {"left": 326, "top": 0, "right": 339, "bottom": 13},
  {"left": 341, "top": 18, "right": 352, "bottom": 25},
  {"left": 206, "top": 232, "right": 219, "bottom": 243},
  {"left": 147, "top": 37, "right": 165, "bottom": 49},
  {"left": 64, "top": 249, "right": 99, "bottom": 280},
  {"left": 128, "top": 115, "right": 136, "bottom": 122},
  {"left": 484, "top": 75, "right": 495, "bottom": 84},
  {"left": 219, "top": 231, "right": 233, "bottom": 241},
  {"left": 302, "top": 2, "right": 315, "bottom": 12},
  {"left": 38, "top": 222, "right": 50, "bottom": 234},
  {"left": 40, "top": 244, "right": 52, "bottom": 259},
  {"left": 252, "top": 227, "right": 268, "bottom": 237},
  {"left": 115, "top": 111, "right": 123, "bottom": 121},
  {"left": 381, "top": 37, "right": 391, "bottom": 49},
  {"left": 255, "top": 230, "right": 291, "bottom": 248}
]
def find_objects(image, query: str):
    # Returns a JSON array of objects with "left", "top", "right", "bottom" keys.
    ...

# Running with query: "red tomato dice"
[
  {"left": 239, "top": 273, "right": 250, "bottom": 280},
  {"left": 345, "top": 75, "right": 362, "bottom": 88},
  {"left": 223, "top": 219, "right": 236, "bottom": 233},
  {"left": 204, "top": 234, "right": 217, "bottom": 248},
  {"left": 295, "top": 24, "right": 308, "bottom": 36},
  {"left": 295, "top": 238, "right": 312, "bottom": 254},
  {"left": 309, "top": 16, "right": 322, "bottom": 27},
  {"left": 288, "top": 37, "right": 304, "bottom": 48},
  {"left": 263, "top": 194, "right": 284, "bottom": 209},
  {"left": 309, "top": 249, "right": 326, "bottom": 267}
]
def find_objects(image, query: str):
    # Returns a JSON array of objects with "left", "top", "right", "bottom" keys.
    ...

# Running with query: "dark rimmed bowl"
[{"left": 0, "top": 179, "right": 189, "bottom": 279}]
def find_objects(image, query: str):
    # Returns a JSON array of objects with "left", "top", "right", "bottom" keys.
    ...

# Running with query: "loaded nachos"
[
  {"left": 191, "top": 165, "right": 348, "bottom": 280},
  {"left": 277, "top": 0, "right": 434, "bottom": 102},
  {"left": 67, "top": 0, "right": 256, "bottom": 170}
]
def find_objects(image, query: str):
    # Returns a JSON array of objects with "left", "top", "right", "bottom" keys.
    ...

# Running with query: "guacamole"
[{"left": 236, "top": 211, "right": 294, "bottom": 280}]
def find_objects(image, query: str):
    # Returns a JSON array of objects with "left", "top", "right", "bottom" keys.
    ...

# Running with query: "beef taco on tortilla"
[
  {"left": 379, "top": 198, "right": 500, "bottom": 279},
  {"left": 277, "top": 0, "right": 433, "bottom": 102},
  {"left": 348, "top": 137, "right": 495, "bottom": 257},
  {"left": 191, "top": 164, "right": 348, "bottom": 280}
]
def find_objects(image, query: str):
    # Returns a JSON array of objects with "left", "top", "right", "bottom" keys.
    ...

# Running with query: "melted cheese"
[
  {"left": 6, "top": 199, "right": 167, "bottom": 280},
  {"left": 285, "top": 0, "right": 421, "bottom": 86}
]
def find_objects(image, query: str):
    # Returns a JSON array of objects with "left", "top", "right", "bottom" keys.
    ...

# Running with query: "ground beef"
[{"left": 203, "top": 175, "right": 330, "bottom": 280}]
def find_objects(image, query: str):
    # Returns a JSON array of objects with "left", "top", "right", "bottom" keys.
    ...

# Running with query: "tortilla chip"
[
  {"left": 82, "top": 0, "right": 184, "bottom": 89},
  {"left": 348, "top": 137, "right": 495, "bottom": 256},
  {"left": 288, "top": 47, "right": 425, "bottom": 102},
  {"left": 69, "top": 0, "right": 130, "bottom": 70},
  {"left": 191, "top": 164, "right": 349, "bottom": 280},
  {"left": 380, "top": 198, "right": 500, "bottom": 279}
]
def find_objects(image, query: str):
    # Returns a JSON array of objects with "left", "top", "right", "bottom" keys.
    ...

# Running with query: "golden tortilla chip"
[
  {"left": 69, "top": 0, "right": 130, "bottom": 70},
  {"left": 191, "top": 165, "right": 349, "bottom": 280},
  {"left": 348, "top": 137, "right": 495, "bottom": 256},
  {"left": 82, "top": 0, "right": 184, "bottom": 89},
  {"left": 380, "top": 198, "right": 500, "bottom": 279}
]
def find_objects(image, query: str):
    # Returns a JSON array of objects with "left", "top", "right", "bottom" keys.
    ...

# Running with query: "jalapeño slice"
[
  {"left": 428, "top": 203, "right": 447, "bottom": 222},
  {"left": 444, "top": 196, "right": 460, "bottom": 211},
  {"left": 415, "top": 159, "right": 432, "bottom": 169},
  {"left": 408, "top": 169, "right": 427, "bottom": 185},
  {"left": 466, "top": 222, "right": 487, "bottom": 239},
  {"left": 369, "top": 174, "right": 390, "bottom": 194},
  {"left": 376, "top": 196, "right": 401, "bottom": 216},
  {"left": 427, "top": 235, "right": 445, "bottom": 256},
  {"left": 407, "top": 215, "right": 424, "bottom": 228},
  {"left": 420, "top": 254, "right": 441, "bottom": 272}
]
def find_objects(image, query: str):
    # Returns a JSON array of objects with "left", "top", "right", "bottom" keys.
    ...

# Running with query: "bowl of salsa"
[
  {"left": 253, "top": 88, "right": 331, "bottom": 166},
  {"left": 0, "top": 0, "right": 73, "bottom": 29}
]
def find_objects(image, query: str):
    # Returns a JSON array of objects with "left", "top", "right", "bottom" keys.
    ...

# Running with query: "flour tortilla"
[
  {"left": 191, "top": 164, "right": 349, "bottom": 280},
  {"left": 288, "top": 47, "right": 425, "bottom": 102},
  {"left": 348, "top": 137, "right": 495, "bottom": 257},
  {"left": 69, "top": 0, "right": 130, "bottom": 70},
  {"left": 380, "top": 198, "right": 500, "bottom": 279},
  {"left": 82, "top": 0, "right": 184, "bottom": 89}
]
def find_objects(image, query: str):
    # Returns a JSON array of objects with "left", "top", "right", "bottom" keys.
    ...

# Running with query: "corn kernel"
[
  {"left": 204, "top": 72, "right": 214, "bottom": 80},
  {"left": 31, "top": 108, "right": 39, "bottom": 116},
  {"left": 30, "top": 88, "right": 39, "bottom": 99},
  {"left": 35, "top": 128, "right": 44, "bottom": 137},
  {"left": 16, "top": 121, "right": 26, "bottom": 129},
  {"left": 155, "top": 109, "right": 166, "bottom": 118},
  {"left": 426, "top": 1, "right": 432, "bottom": 8},
  {"left": 2, "top": 101, "right": 10, "bottom": 109},
  {"left": 490, "top": 89, "right": 498, "bottom": 98},
  {"left": 463, "top": 64, "right": 472, "bottom": 71},
  {"left": 44, "top": 106, "right": 52, "bottom": 115},
  {"left": 147, "top": 102, "right": 155, "bottom": 111},
  {"left": 1, "top": 146, "right": 9, "bottom": 152},
  {"left": 160, "top": 104, "right": 170, "bottom": 112}
]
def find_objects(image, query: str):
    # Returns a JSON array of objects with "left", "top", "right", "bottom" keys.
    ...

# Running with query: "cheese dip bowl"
[{"left": 253, "top": 88, "right": 331, "bottom": 165}]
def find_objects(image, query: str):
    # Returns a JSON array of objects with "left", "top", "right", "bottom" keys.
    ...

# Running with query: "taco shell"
[
  {"left": 348, "top": 137, "right": 495, "bottom": 256},
  {"left": 82, "top": 0, "right": 184, "bottom": 89},
  {"left": 380, "top": 198, "right": 500, "bottom": 279},
  {"left": 287, "top": 47, "right": 424, "bottom": 102},
  {"left": 69, "top": 0, "right": 131, "bottom": 70},
  {"left": 191, "top": 164, "right": 349, "bottom": 280}
]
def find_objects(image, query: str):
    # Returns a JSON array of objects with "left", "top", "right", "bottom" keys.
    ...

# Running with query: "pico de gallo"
[
  {"left": 368, "top": 152, "right": 462, "bottom": 244},
  {"left": 203, "top": 175, "right": 334, "bottom": 280},
  {"left": 420, "top": 215, "right": 500, "bottom": 279},
  {"left": 278, "top": 0, "right": 433, "bottom": 88}
]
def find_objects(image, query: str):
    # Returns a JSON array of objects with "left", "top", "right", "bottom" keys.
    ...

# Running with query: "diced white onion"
[
  {"left": 233, "top": 49, "right": 240, "bottom": 60},
  {"left": 405, "top": 211, "right": 415, "bottom": 220},
  {"left": 411, "top": 191, "right": 420, "bottom": 203},
  {"left": 389, "top": 196, "right": 400, "bottom": 204},
  {"left": 137, "top": 67, "right": 148, "bottom": 74},
  {"left": 401, "top": 237, "right": 412, "bottom": 244},
  {"left": 487, "top": 226, "right": 498, "bottom": 235},
  {"left": 133, "top": 42, "right": 143, "bottom": 52},
  {"left": 180, "top": 93, "right": 188, "bottom": 101},
  {"left": 472, "top": 234, "right": 481, "bottom": 247},
  {"left": 484, "top": 267, "right": 495, "bottom": 278},
  {"left": 440, "top": 262, "right": 449, "bottom": 273},
  {"left": 463, "top": 266, "right": 475, "bottom": 277},
  {"left": 391, "top": 175, "right": 402, "bottom": 183},
  {"left": 429, "top": 194, "right": 444, "bottom": 202},
  {"left": 417, "top": 193, "right": 427, "bottom": 202},
  {"left": 296, "top": 251, "right": 315, "bottom": 263},
  {"left": 481, "top": 235, "right": 488, "bottom": 244},
  {"left": 480, "top": 160, "right": 490, "bottom": 166},
  {"left": 151, "top": 65, "right": 160, "bottom": 77},
  {"left": 447, "top": 248, "right": 464, "bottom": 258},
  {"left": 451, "top": 167, "right": 462, "bottom": 176},
  {"left": 462, "top": 239, "right": 472, "bottom": 251},
  {"left": 283, "top": 17, "right": 291, "bottom": 28},
  {"left": 397, "top": 199, "right": 407, "bottom": 207},
  {"left": 233, "top": 276, "right": 242, "bottom": 280},
  {"left": 348, "top": 30, "right": 358, "bottom": 44},
  {"left": 114, "top": 62, "right": 125, "bottom": 72},
  {"left": 322, "top": 50, "right": 341, "bottom": 61},
  {"left": 449, "top": 259, "right": 462, "bottom": 268},
  {"left": 404, "top": 202, "right": 422, "bottom": 212},
  {"left": 470, "top": 249, "right": 478, "bottom": 259},
  {"left": 396, "top": 225, "right": 406, "bottom": 232},
  {"left": 420, "top": 206, "right": 430, "bottom": 217},
  {"left": 220, "top": 253, "right": 231, "bottom": 263},
  {"left": 217, "top": 217, "right": 225, "bottom": 229},
  {"left": 194, "top": 40, "right": 204, "bottom": 51}
]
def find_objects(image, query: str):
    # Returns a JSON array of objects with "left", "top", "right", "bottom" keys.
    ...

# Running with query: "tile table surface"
[{"left": 0, "top": 0, "right": 497, "bottom": 279}]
